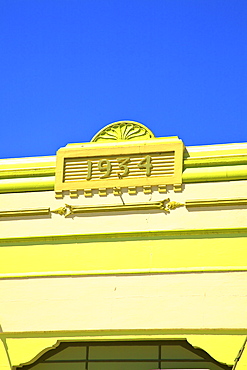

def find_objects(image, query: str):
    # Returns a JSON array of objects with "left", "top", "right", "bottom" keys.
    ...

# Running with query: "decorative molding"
[
  {"left": 0, "top": 142, "right": 246, "bottom": 196},
  {"left": 1, "top": 165, "right": 247, "bottom": 195},
  {"left": 184, "top": 155, "right": 247, "bottom": 169},
  {"left": 99, "top": 188, "right": 107, "bottom": 196},
  {"left": 128, "top": 186, "right": 137, "bottom": 195},
  {"left": 158, "top": 185, "right": 167, "bottom": 193},
  {"left": 113, "top": 187, "right": 121, "bottom": 195},
  {"left": 173, "top": 183, "right": 182, "bottom": 192},
  {"left": 84, "top": 189, "right": 92, "bottom": 197},
  {"left": 0, "top": 208, "right": 50, "bottom": 218},
  {"left": 69, "top": 190, "right": 78, "bottom": 198},
  {"left": 1, "top": 267, "right": 246, "bottom": 280},
  {"left": 91, "top": 121, "right": 154, "bottom": 142},
  {"left": 165, "top": 200, "right": 184, "bottom": 212},
  {"left": 1, "top": 227, "right": 247, "bottom": 246},
  {"left": 0, "top": 197, "right": 246, "bottom": 220},
  {"left": 185, "top": 198, "right": 247, "bottom": 208},
  {"left": 57, "top": 185, "right": 183, "bottom": 198},
  {"left": 182, "top": 165, "right": 247, "bottom": 183},
  {"left": 51, "top": 198, "right": 184, "bottom": 218},
  {"left": 51, "top": 206, "right": 67, "bottom": 216},
  {"left": 1, "top": 328, "right": 247, "bottom": 337},
  {"left": 143, "top": 185, "right": 152, "bottom": 194},
  {"left": 55, "top": 191, "right": 63, "bottom": 199},
  {"left": 55, "top": 130, "right": 184, "bottom": 197}
]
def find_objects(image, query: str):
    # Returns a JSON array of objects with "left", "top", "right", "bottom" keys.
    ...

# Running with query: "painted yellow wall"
[
  {"left": 1, "top": 272, "right": 247, "bottom": 333},
  {"left": 0, "top": 135, "right": 247, "bottom": 369},
  {"left": 0, "top": 180, "right": 247, "bottom": 239},
  {"left": 0, "top": 234, "right": 247, "bottom": 277}
]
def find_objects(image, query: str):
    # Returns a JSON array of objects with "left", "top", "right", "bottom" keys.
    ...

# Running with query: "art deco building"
[{"left": 0, "top": 121, "right": 246, "bottom": 370}]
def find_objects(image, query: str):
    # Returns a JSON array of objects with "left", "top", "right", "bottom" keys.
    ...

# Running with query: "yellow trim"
[
  {"left": 185, "top": 198, "right": 247, "bottom": 207},
  {"left": 0, "top": 208, "right": 50, "bottom": 218},
  {"left": 0, "top": 166, "right": 246, "bottom": 193},
  {"left": 0, "top": 268, "right": 246, "bottom": 280},
  {"left": 91, "top": 120, "right": 155, "bottom": 142},
  {"left": 51, "top": 199, "right": 183, "bottom": 217},
  {"left": 2, "top": 329, "right": 247, "bottom": 338},
  {"left": 55, "top": 138, "right": 184, "bottom": 192},
  {"left": 1, "top": 196, "right": 245, "bottom": 218},
  {"left": 183, "top": 165, "right": 247, "bottom": 182},
  {"left": 0, "top": 176, "right": 54, "bottom": 193},
  {"left": 1, "top": 227, "right": 247, "bottom": 245},
  {"left": 0, "top": 142, "right": 246, "bottom": 193},
  {"left": 0, "top": 167, "right": 54, "bottom": 179},
  {"left": 184, "top": 155, "right": 247, "bottom": 168},
  {"left": 186, "top": 142, "right": 247, "bottom": 157},
  {"left": 0, "top": 156, "right": 55, "bottom": 179},
  {"left": 0, "top": 231, "right": 246, "bottom": 276},
  {"left": 0, "top": 156, "right": 55, "bottom": 169}
]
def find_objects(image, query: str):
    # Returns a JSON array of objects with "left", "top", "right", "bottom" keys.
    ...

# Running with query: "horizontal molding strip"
[
  {"left": 0, "top": 165, "right": 247, "bottom": 193},
  {"left": 185, "top": 198, "right": 247, "bottom": 208},
  {"left": 51, "top": 199, "right": 183, "bottom": 217},
  {"left": 0, "top": 156, "right": 56, "bottom": 179},
  {"left": 1, "top": 158, "right": 247, "bottom": 179},
  {"left": 54, "top": 197, "right": 247, "bottom": 217},
  {"left": 0, "top": 167, "right": 55, "bottom": 179},
  {"left": 0, "top": 207, "right": 50, "bottom": 218},
  {"left": 0, "top": 267, "right": 247, "bottom": 280},
  {"left": 1, "top": 227, "right": 247, "bottom": 245},
  {"left": 0, "top": 167, "right": 246, "bottom": 194},
  {"left": 2, "top": 328, "right": 247, "bottom": 338},
  {"left": 0, "top": 200, "right": 179, "bottom": 219},
  {"left": 0, "top": 176, "right": 55, "bottom": 193},
  {"left": 183, "top": 155, "right": 247, "bottom": 168},
  {"left": 0, "top": 197, "right": 246, "bottom": 219},
  {"left": 182, "top": 165, "right": 247, "bottom": 183},
  {"left": 1, "top": 144, "right": 246, "bottom": 174}
]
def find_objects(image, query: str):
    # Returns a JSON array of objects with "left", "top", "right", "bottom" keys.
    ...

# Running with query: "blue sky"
[{"left": 0, "top": 0, "right": 246, "bottom": 158}]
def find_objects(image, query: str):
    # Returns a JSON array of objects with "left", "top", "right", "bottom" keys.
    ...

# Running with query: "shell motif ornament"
[{"left": 91, "top": 121, "right": 155, "bottom": 142}]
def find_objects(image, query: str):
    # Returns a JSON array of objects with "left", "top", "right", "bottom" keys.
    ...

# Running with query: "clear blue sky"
[{"left": 0, "top": 0, "right": 246, "bottom": 158}]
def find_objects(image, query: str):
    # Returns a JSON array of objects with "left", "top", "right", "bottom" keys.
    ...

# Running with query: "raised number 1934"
[{"left": 86, "top": 155, "right": 153, "bottom": 180}]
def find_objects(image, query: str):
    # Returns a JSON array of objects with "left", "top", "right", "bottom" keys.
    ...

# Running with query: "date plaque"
[{"left": 55, "top": 122, "right": 184, "bottom": 197}]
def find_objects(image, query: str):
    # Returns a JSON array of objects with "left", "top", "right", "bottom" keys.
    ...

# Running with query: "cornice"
[
  {"left": 0, "top": 142, "right": 246, "bottom": 193},
  {"left": 0, "top": 166, "right": 246, "bottom": 194}
]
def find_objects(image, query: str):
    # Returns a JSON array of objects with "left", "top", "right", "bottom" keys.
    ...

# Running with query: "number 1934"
[{"left": 86, "top": 155, "right": 153, "bottom": 180}]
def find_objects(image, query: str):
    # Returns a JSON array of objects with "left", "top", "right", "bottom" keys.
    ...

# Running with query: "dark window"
[{"left": 16, "top": 340, "right": 232, "bottom": 370}]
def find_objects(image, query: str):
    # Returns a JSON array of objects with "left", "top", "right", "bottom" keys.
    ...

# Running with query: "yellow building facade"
[{"left": 0, "top": 121, "right": 247, "bottom": 370}]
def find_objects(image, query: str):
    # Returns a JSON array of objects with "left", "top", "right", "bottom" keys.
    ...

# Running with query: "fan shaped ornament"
[{"left": 91, "top": 121, "right": 155, "bottom": 142}]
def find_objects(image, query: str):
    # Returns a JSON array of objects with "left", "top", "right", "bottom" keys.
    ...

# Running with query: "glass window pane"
[
  {"left": 88, "top": 362, "right": 158, "bottom": 370},
  {"left": 161, "top": 346, "right": 203, "bottom": 360},
  {"left": 161, "top": 363, "right": 209, "bottom": 369},
  {"left": 29, "top": 363, "right": 85, "bottom": 370},
  {"left": 89, "top": 345, "right": 158, "bottom": 360},
  {"left": 45, "top": 346, "right": 86, "bottom": 361}
]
